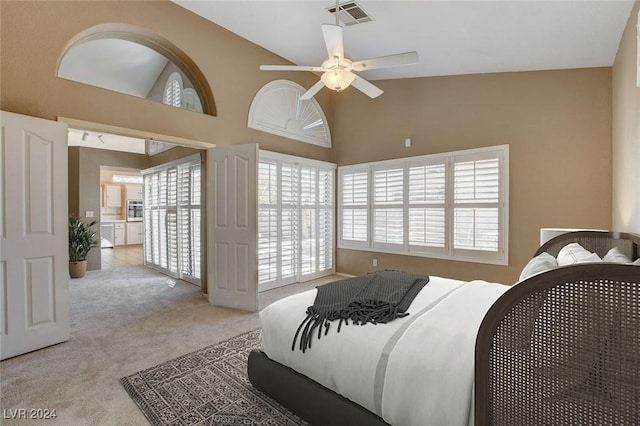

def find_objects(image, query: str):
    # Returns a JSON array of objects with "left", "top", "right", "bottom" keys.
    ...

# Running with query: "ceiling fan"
[{"left": 259, "top": 2, "right": 418, "bottom": 100}]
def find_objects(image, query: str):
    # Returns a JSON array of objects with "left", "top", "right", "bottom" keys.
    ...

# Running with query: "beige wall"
[
  {"left": 2, "top": 0, "right": 334, "bottom": 275},
  {"left": 612, "top": 2, "right": 640, "bottom": 234},
  {"left": 0, "top": 0, "right": 333, "bottom": 161},
  {"left": 2, "top": 1, "right": 617, "bottom": 285},
  {"left": 332, "top": 69, "right": 613, "bottom": 284},
  {"left": 147, "top": 146, "right": 203, "bottom": 169}
]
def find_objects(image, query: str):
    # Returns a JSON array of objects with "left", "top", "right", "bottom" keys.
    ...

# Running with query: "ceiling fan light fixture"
[{"left": 321, "top": 70, "right": 355, "bottom": 92}]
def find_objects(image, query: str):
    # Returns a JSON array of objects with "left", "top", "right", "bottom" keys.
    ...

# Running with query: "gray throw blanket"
[{"left": 292, "top": 271, "right": 430, "bottom": 352}]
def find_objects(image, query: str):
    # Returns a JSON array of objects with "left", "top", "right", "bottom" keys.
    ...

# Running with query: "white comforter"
[{"left": 260, "top": 276, "right": 510, "bottom": 426}]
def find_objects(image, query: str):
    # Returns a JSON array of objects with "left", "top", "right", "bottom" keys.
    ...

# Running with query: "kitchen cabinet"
[
  {"left": 125, "top": 184, "right": 143, "bottom": 201},
  {"left": 126, "top": 222, "right": 143, "bottom": 245},
  {"left": 103, "top": 184, "right": 122, "bottom": 207},
  {"left": 114, "top": 223, "right": 125, "bottom": 246}
]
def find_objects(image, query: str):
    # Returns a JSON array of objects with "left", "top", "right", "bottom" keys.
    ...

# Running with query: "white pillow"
[
  {"left": 556, "top": 243, "right": 602, "bottom": 266},
  {"left": 633, "top": 258, "right": 640, "bottom": 266},
  {"left": 519, "top": 252, "right": 558, "bottom": 281},
  {"left": 603, "top": 247, "right": 632, "bottom": 264}
]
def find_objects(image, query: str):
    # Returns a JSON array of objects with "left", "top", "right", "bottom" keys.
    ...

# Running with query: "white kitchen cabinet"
[
  {"left": 104, "top": 184, "right": 122, "bottom": 207},
  {"left": 114, "top": 223, "right": 126, "bottom": 246},
  {"left": 125, "top": 184, "right": 143, "bottom": 201},
  {"left": 126, "top": 222, "right": 143, "bottom": 245}
]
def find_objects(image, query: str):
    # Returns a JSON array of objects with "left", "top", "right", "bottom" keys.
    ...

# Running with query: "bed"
[{"left": 248, "top": 231, "right": 640, "bottom": 425}]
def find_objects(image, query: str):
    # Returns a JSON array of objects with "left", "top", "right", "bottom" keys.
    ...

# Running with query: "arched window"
[
  {"left": 182, "top": 88, "right": 204, "bottom": 113},
  {"left": 163, "top": 72, "right": 183, "bottom": 108},
  {"left": 57, "top": 23, "right": 216, "bottom": 115},
  {"left": 248, "top": 80, "right": 331, "bottom": 147}
]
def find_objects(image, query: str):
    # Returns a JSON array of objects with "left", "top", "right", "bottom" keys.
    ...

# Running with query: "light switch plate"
[{"left": 85, "top": 211, "right": 94, "bottom": 218}]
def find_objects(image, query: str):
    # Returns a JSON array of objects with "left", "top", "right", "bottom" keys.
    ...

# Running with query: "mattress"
[{"left": 260, "top": 275, "right": 509, "bottom": 426}]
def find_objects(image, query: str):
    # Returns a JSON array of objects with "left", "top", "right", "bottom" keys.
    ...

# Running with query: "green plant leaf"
[{"left": 69, "top": 215, "right": 99, "bottom": 261}]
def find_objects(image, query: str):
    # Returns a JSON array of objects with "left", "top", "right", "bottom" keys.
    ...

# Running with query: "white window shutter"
[
  {"left": 341, "top": 171, "right": 368, "bottom": 243},
  {"left": 408, "top": 164, "right": 446, "bottom": 250},
  {"left": 337, "top": 145, "right": 508, "bottom": 265},
  {"left": 373, "top": 168, "right": 404, "bottom": 246},
  {"left": 280, "top": 164, "right": 298, "bottom": 280},
  {"left": 142, "top": 156, "right": 202, "bottom": 282},
  {"left": 258, "top": 152, "right": 335, "bottom": 288},
  {"left": 258, "top": 161, "right": 278, "bottom": 284},
  {"left": 453, "top": 158, "right": 500, "bottom": 252}
]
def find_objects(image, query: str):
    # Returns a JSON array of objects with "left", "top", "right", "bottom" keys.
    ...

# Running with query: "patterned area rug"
[{"left": 121, "top": 329, "right": 308, "bottom": 426}]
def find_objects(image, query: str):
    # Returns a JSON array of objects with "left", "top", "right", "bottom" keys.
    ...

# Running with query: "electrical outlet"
[
  {"left": 85, "top": 211, "right": 94, "bottom": 218},
  {"left": 372, "top": 258, "right": 378, "bottom": 267},
  {"left": 404, "top": 138, "right": 412, "bottom": 148}
]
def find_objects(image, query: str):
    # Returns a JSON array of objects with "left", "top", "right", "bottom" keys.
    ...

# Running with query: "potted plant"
[{"left": 69, "top": 215, "right": 99, "bottom": 278}]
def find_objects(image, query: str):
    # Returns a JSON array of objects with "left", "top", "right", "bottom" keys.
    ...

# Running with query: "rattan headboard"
[
  {"left": 475, "top": 263, "right": 640, "bottom": 425},
  {"left": 534, "top": 231, "right": 640, "bottom": 260}
]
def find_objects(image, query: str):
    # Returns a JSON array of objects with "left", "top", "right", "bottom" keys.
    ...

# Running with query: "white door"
[
  {"left": 207, "top": 144, "right": 258, "bottom": 311},
  {"left": 0, "top": 111, "right": 69, "bottom": 360}
]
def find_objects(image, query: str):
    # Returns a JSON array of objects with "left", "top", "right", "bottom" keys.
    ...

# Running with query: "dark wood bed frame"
[{"left": 248, "top": 231, "right": 640, "bottom": 425}]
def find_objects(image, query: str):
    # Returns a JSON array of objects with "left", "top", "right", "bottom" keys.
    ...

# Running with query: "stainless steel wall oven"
[{"left": 126, "top": 200, "right": 143, "bottom": 222}]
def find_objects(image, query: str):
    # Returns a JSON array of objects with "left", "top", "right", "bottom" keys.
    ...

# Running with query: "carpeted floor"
[
  {"left": 121, "top": 329, "right": 307, "bottom": 426},
  {"left": 0, "top": 266, "right": 336, "bottom": 425}
]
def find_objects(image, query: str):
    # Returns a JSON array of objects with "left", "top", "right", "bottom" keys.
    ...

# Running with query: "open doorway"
[
  {"left": 67, "top": 123, "right": 208, "bottom": 292},
  {"left": 100, "top": 166, "right": 144, "bottom": 270}
]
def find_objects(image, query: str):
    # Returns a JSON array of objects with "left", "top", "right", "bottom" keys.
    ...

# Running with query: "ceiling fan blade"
[
  {"left": 351, "top": 75, "right": 383, "bottom": 99},
  {"left": 352, "top": 51, "right": 419, "bottom": 71},
  {"left": 299, "top": 80, "right": 326, "bottom": 100},
  {"left": 321, "top": 24, "right": 344, "bottom": 60},
  {"left": 260, "top": 65, "right": 323, "bottom": 72}
]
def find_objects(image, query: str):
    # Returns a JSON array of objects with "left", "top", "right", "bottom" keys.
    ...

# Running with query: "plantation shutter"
[
  {"left": 258, "top": 161, "right": 278, "bottom": 285},
  {"left": 452, "top": 155, "right": 501, "bottom": 258},
  {"left": 373, "top": 167, "right": 404, "bottom": 247},
  {"left": 258, "top": 152, "right": 335, "bottom": 289},
  {"left": 144, "top": 169, "right": 172, "bottom": 274},
  {"left": 177, "top": 161, "right": 201, "bottom": 284},
  {"left": 340, "top": 170, "right": 368, "bottom": 245},
  {"left": 281, "top": 163, "right": 298, "bottom": 281},
  {"left": 167, "top": 168, "right": 178, "bottom": 274},
  {"left": 318, "top": 169, "right": 333, "bottom": 272},
  {"left": 143, "top": 154, "right": 202, "bottom": 283},
  {"left": 337, "top": 145, "right": 508, "bottom": 265},
  {"left": 408, "top": 163, "right": 446, "bottom": 254},
  {"left": 189, "top": 164, "right": 202, "bottom": 280},
  {"left": 163, "top": 73, "right": 182, "bottom": 108},
  {"left": 300, "top": 166, "right": 317, "bottom": 276}
]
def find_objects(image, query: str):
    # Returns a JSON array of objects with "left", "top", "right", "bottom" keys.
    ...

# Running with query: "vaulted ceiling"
[{"left": 173, "top": 0, "right": 634, "bottom": 81}]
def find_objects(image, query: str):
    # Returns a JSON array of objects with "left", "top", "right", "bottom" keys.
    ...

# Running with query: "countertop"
[{"left": 101, "top": 219, "right": 126, "bottom": 223}]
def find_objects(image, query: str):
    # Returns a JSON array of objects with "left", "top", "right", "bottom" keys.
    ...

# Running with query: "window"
[
  {"left": 143, "top": 154, "right": 202, "bottom": 284},
  {"left": 182, "top": 88, "right": 204, "bottom": 113},
  {"left": 341, "top": 169, "right": 368, "bottom": 243},
  {"left": 373, "top": 167, "right": 404, "bottom": 246},
  {"left": 338, "top": 145, "right": 509, "bottom": 265},
  {"left": 258, "top": 151, "right": 335, "bottom": 290},
  {"left": 248, "top": 80, "right": 331, "bottom": 147},
  {"left": 163, "top": 73, "right": 204, "bottom": 113},
  {"left": 57, "top": 28, "right": 215, "bottom": 116},
  {"left": 163, "top": 72, "right": 183, "bottom": 108},
  {"left": 408, "top": 161, "right": 446, "bottom": 252},
  {"left": 112, "top": 174, "right": 143, "bottom": 184}
]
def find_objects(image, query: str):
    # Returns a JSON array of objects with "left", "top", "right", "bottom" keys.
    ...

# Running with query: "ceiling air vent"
[{"left": 326, "top": 1, "right": 373, "bottom": 26}]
